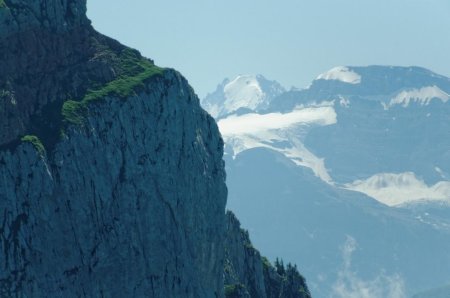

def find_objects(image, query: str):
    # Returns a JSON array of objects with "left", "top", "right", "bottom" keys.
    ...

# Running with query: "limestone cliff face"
[
  {"left": 0, "top": 69, "right": 227, "bottom": 297},
  {"left": 0, "top": 70, "right": 228, "bottom": 297},
  {"left": 0, "top": 1, "right": 227, "bottom": 297},
  {"left": 0, "top": 0, "right": 88, "bottom": 37},
  {"left": 0, "top": 0, "right": 133, "bottom": 146},
  {"left": 0, "top": 1, "right": 310, "bottom": 297}
]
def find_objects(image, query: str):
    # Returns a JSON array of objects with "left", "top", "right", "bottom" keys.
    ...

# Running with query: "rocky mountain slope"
[
  {"left": 0, "top": 1, "right": 309, "bottom": 297},
  {"left": 204, "top": 68, "right": 450, "bottom": 297},
  {"left": 224, "top": 211, "right": 310, "bottom": 298}
]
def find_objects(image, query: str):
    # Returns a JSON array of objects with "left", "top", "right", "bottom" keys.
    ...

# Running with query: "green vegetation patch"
[
  {"left": 21, "top": 135, "right": 45, "bottom": 155},
  {"left": 62, "top": 48, "right": 164, "bottom": 125},
  {"left": 0, "top": 0, "right": 7, "bottom": 8},
  {"left": 62, "top": 100, "right": 87, "bottom": 126}
]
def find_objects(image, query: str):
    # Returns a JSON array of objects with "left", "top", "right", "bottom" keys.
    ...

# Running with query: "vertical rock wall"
[{"left": 0, "top": 71, "right": 227, "bottom": 297}]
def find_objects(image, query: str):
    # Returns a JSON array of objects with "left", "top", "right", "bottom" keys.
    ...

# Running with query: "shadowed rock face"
[
  {"left": 0, "top": 0, "right": 88, "bottom": 36},
  {"left": 0, "top": 0, "right": 124, "bottom": 146},
  {"left": 0, "top": 1, "right": 311, "bottom": 297},
  {"left": 0, "top": 0, "right": 228, "bottom": 297},
  {"left": 224, "top": 211, "right": 311, "bottom": 298},
  {"left": 0, "top": 72, "right": 228, "bottom": 297}
]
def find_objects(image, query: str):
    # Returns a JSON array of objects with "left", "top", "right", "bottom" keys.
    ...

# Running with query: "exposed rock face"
[
  {"left": 224, "top": 212, "right": 311, "bottom": 298},
  {"left": 0, "top": 1, "right": 228, "bottom": 297},
  {"left": 0, "top": 0, "right": 88, "bottom": 37},
  {"left": 0, "top": 0, "right": 132, "bottom": 146},
  {"left": 0, "top": 70, "right": 227, "bottom": 297},
  {"left": 0, "top": 1, "right": 310, "bottom": 297}
]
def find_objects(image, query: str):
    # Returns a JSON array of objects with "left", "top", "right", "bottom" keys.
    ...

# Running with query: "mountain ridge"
[
  {"left": 0, "top": 1, "right": 311, "bottom": 297},
  {"left": 206, "top": 66, "right": 450, "bottom": 206},
  {"left": 203, "top": 66, "right": 450, "bottom": 297},
  {"left": 202, "top": 74, "right": 285, "bottom": 118}
]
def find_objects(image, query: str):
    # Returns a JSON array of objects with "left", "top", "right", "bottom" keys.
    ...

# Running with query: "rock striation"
[
  {"left": 0, "top": 0, "right": 136, "bottom": 146},
  {"left": 0, "top": 68, "right": 228, "bottom": 297},
  {"left": 0, "top": 1, "right": 309, "bottom": 297},
  {"left": 0, "top": 1, "right": 228, "bottom": 297},
  {"left": 0, "top": 0, "right": 89, "bottom": 37}
]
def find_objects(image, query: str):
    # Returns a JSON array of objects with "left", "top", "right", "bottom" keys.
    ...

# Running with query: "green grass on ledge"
[
  {"left": 21, "top": 135, "right": 45, "bottom": 155},
  {"left": 62, "top": 48, "right": 164, "bottom": 125},
  {"left": 61, "top": 100, "right": 87, "bottom": 126}
]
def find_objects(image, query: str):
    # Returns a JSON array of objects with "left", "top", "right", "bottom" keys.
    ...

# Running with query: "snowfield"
[
  {"left": 316, "top": 66, "right": 362, "bottom": 84},
  {"left": 218, "top": 103, "right": 337, "bottom": 183},
  {"left": 345, "top": 172, "right": 450, "bottom": 206},
  {"left": 386, "top": 86, "right": 450, "bottom": 108}
]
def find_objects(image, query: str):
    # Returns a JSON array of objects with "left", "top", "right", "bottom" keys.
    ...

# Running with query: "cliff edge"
[
  {"left": 0, "top": 1, "right": 309, "bottom": 297},
  {"left": 0, "top": 1, "right": 227, "bottom": 297},
  {"left": 224, "top": 211, "right": 311, "bottom": 298}
]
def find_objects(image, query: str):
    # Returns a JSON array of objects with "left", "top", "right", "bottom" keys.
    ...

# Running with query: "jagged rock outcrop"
[
  {"left": 0, "top": 1, "right": 227, "bottom": 297},
  {"left": 0, "top": 1, "right": 311, "bottom": 297},
  {"left": 0, "top": 0, "right": 139, "bottom": 146},
  {"left": 0, "top": 0, "right": 88, "bottom": 37},
  {"left": 224, "top": 212, "right": 311, "bottom": 298}
]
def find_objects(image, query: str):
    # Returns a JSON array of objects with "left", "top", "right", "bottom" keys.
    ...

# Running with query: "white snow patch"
[
  {"left": 345, "top": 172, "right": 450, "bottom": 206},
  {"left": 223, "top": 75, "right": 266, "bottom": 113},
  {"left": 388, "top": 86, "right": 449, "bottom": 108},
  {"left": 316, "top": 66, "right": 361, "bottom": 84},
  {"left": 218, "top": 104, "right": 337, "bottom": 183},
  {"left": 219, "top": 106, "right": 336, "bottom": 135}
]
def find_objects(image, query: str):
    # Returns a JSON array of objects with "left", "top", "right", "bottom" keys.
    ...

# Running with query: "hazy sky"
[{"left": 87, "top": 0, "right": 450, "bottom": 98}]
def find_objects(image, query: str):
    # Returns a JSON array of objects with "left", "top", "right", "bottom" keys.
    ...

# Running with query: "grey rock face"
[
  {"left": 224, "top": 211, "right": 266, "bottom": 298},
  {"left": 0, "top": 0, "right": 125, "bottom": 146},
  {"left": 0, "top": 70, "right": 227, "bottom": 297},
  {"left": 0, "top": 0, "right": 88, "bottom": 38},
  {"left": 224, "top": 211, "right": 311, "bottom": 298},
  {"left": 0, "top": 1, "right": 311, "bottom": 297}
]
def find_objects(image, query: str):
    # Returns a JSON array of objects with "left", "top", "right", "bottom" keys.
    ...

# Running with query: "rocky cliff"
[
  {"left": 0, "top": 1, "right": 309, "bottom": 297},
  {"left": 0, "top": 0, "right": 139, "bottom": 146},
  {"left": 224, "top": 212, "right": 311, "bottom": 298},
  {"left": 0, "top": 0, "right": 227, "bottom": 297}
]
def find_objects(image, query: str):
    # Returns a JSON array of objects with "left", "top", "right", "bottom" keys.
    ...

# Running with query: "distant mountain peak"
[
  {"left": 316, "top": 66, "right": 362, "bottom": 84},
  {"left": 312, "top": 65, "right": 450, "bottom": 92},
  {"left": 202, "top": 74, "right": 285, "bottom": 118}
]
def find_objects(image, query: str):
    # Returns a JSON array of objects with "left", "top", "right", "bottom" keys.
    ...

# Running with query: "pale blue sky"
[{"left": 87, "top": 0, "right": 450, "bottom": 98}]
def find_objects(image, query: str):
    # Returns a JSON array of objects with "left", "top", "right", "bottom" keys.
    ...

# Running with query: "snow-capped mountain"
[
  {"left": 202, "top": 66, "right": 450, "bottom": 297},
  {"left": 316, "top": 66, "right": 362, "bottom": 84},
  {"left": 201, "top": 74, "right": 285, "bottom": 118},
  {"left": 215, "top": 66, "right": 450, "bottom": 206}
]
